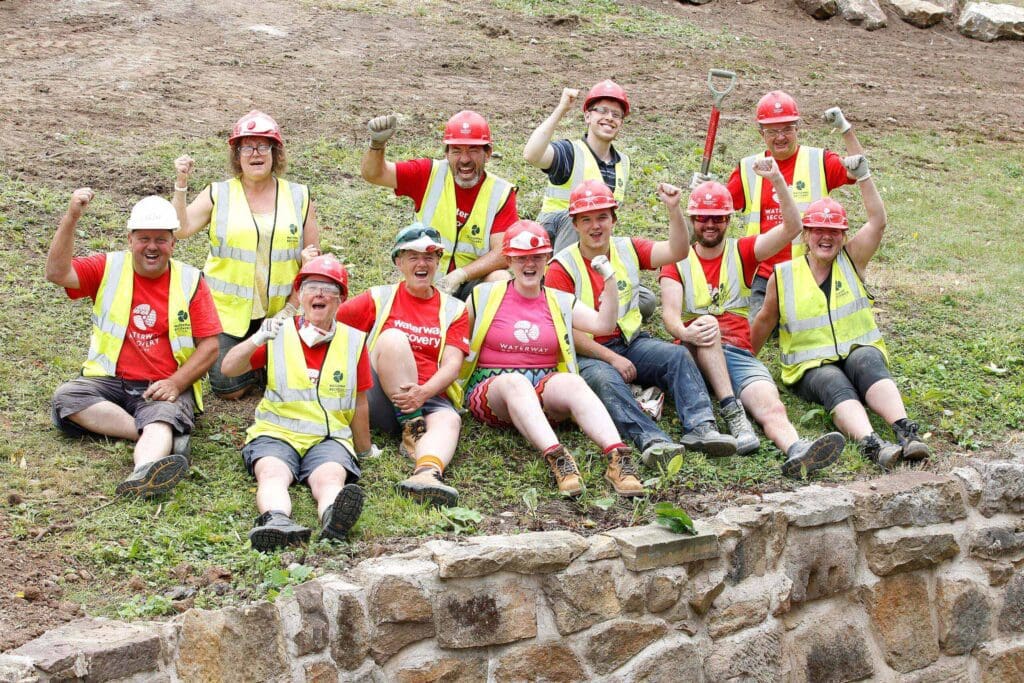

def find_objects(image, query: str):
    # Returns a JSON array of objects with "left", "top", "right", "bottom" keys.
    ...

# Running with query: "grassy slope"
[{"left": 1, "top": 1, "right": 1022, "bottom": 617}]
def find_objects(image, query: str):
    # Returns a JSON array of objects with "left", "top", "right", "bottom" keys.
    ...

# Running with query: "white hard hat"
[{"left": 127, "top": 195, "right": 179, "bottom": 232}]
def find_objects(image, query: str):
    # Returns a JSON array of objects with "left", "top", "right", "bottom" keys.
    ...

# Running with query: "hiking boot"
[
  {"left": 640, "top": 441, "right": 686, "bottom": 468},
  {"left": 544, "top": 445, "right": 583, "bottom": 497},
  {"left": 115, "top": 454, "right": 189, "bottom": 498},
  {"left": 781, "top": 432, "right": 845, "bottom": 479},
  {"left": 172, "top": 433, "right": 192, "bottom": 462},
  {"left": 605, "top": 447, "right": 644, "bottom": 497},
  {"left": 859, "top": 432, "right": 902, "bottom": 470},
  {"left": 398, "top": 467, "right": 459, "bottom": 508},
  {"left": 681, "top": 422, "right": 737, "bottom": 458},
  {"left": 320, "top": 484, "right": 365, "bottom": 541},
  {"left": 893, "top": 419, "right": 930, "bottom": 461},
  {"left": 249, "top": 511, "right": 310, "bottom": 552},
  {"left": 721, "top": 400, "right": 760, "bottom": 456},
  {"left": 399, "top": 416, "right": 427, "bottom": 459}
]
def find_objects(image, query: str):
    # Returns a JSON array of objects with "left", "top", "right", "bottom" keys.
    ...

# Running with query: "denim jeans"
[{"left": 578, "top": 333, "right": 716, "bottom": 451}]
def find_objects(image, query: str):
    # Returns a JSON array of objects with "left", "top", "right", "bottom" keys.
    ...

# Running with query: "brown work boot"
[
  {"left": 544, "top": 445, "right": 583, "bottom": 497},
  {"left": 398, "top": 467, "right": 459, "bottom": 508},
  {"left": 399, "top": 416, "right": 427, "bottom": 459},
  {"left": 605, "top": 447, "right": 645, "bottom": 497}
]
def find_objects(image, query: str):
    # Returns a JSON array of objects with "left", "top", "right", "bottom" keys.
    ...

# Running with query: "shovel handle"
[
  {"left": 701, "top": 107, "right": 721, "bottom": 176},
  {"left": 707, "top": 69, "right": 737, "bottom": 109}
]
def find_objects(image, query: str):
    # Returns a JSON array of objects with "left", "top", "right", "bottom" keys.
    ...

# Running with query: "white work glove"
[
  {"left": 689, "top": 171, "right": 716, "bottom": 190},
  {"left": 251, "top": 317, "right": 285, "bottom": 347},
  {"left": 843, "top": 155, "right": 871, "bottom": 182},
  {"left": 357, "top": 444, "right": 383, "bottom": 460},
  {"left": 436, "top": 268, "right": 467, "bottom": 295},
  {"left": 823, "top": 107, "right": 852, "bottom": 134},
  {"left": 367, "top": 114, "right": 398, "bottom": 150},
  {"left": 591, "top": 255, "right": 615, "bottom": 280}
]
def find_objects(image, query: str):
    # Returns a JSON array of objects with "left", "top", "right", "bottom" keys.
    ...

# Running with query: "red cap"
[
  {"left": 568, "top": 179, "right": 618, "bottom": 216},
  {"left": 443, "top": 110, "right": 491, "bottom": 146},
  {"left": 687, "top": 181, "right": 734, "bottom": 216},
  {"left": 756, "top": 91, "right": 800, "bottom": 124},
  {"left": 503, "top": 220, "right": 552, "bottom": 256},
  {"left": 294, "top": 255, "right": 349, "bottom": 297},
  {"left": 802, "top": 198, "right": 849, "bottom": 230},
  {"left": 228, "top": 110, "right": 284, "bottom": 146},
  {"left": 583, "top": 79, "right": 630, "bottom": 117}
]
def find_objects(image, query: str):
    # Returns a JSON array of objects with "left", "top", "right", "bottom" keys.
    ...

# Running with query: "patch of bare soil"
[{"left": 2, "top": 0, "right": 1021, "bottom": 651}]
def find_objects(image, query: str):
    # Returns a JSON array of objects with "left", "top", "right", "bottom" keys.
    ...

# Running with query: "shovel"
[{"left": 697, "top": 68, "right": 737, "bottom": 179}]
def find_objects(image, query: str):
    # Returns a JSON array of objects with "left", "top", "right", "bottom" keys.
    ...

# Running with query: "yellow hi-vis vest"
[
  {"left": 674, "top": 238, "right": 751, "bottom": 321},
  {"left": 246, "top": 320, "right": 365, "bottom": 455},
  {"left": 740, "top": 146, "right": 826, "bottom": 257},
  {"left": 453, "top": 281, "right": 578, "bottom": 408},
  {"left": 552, "top": 237, "right": 642, "bottom": 344},
  {"left": 776, "top": 249, "right": 888, "bottom": 386},
  {"left": 82, "top": 252, "right": 205, "bottom": 411},
  {"left": 365, "top": 283, "right": 467, "bottom": 405},
  {"left": 539, "top": 139, "right": 630, "bottom": 214},
  {"left": 206, "top": 177, "right": 309, "bottom": 336},
  {"left": 416, "top": 160, "right": 513, "bottom": 277}
]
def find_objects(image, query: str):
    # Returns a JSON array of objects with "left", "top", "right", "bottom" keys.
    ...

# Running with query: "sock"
[
  {"left": 542, "top": 444, "right": 561, "bottom": 457},
  {"left": 720, "top": 396, "right": 738, "bottom": 411},
  {"left": 397, "top": 409, "right": 424, "bottom": 424},
  {"left": 414, "top": 455, "right": 444, "bottom": 475},
  {"left": 602, "top": 442, "right": 628, "bottom": 455}
]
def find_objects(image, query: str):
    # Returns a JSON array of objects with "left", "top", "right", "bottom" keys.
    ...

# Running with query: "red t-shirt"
[
  {"left": 337, "top": 284, "right": 471, "bottom": 387},
  {"left": 659, "top": 235, "right": 758, "bottom": 351},
  {"left": 545, "top": 238, "right": 655, "bottom": 344},
  {"left": 727, "top": 147, "right": 853, "bottom": 279},
  {"left": 249, "top": 319, "right": 372, "bottom": 391},
  {"left": 395, "top": 158, "right": 519, "bottom": 272},
  {"left": 66, "top": 253, "right": 222, "bottom": 381}
]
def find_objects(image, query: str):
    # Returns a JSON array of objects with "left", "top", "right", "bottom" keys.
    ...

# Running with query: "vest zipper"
[{"left": 314, "top": 338, "right": 332, "bottom": 438}]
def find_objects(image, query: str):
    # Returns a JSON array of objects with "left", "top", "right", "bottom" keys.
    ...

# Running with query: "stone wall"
[{"left": 3, "top": 454, "right": 1023, "bottom": 682}]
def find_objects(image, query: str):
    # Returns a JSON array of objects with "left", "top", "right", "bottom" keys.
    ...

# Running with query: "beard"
[{"left": 697, "top": 231, "right": 726, "bottom": 249}]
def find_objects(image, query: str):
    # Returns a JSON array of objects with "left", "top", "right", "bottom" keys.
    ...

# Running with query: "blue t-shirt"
[{"left": 545, "top": 137, "right": 622, "bottom": 193}]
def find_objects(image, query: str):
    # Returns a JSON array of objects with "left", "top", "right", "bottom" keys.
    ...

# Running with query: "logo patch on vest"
[
  {"left": 289, "top": 223, "right": 298, "bottom": 235},
  {"left": 796, "top": 180, "right": 806, "bottom": 191},
  {"left": 616, "top": 280, "right": 627, "bottom": 292},
  {"left": 333, "top": 370, "right": 344, "bottom": 383},
  {"left": 177, "top": 310, "right": 189, "bottom": 322},
  {"left": 471, "top": 224, "right": 480, "bottom": 236}
]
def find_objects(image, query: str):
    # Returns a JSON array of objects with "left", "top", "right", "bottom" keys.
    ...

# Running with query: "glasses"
[
  {"left": 301, "top": 281, "right": 342, "bottom": 297},
  {"left": 760, "top": 125, "right": 797, "bottom": 139},
  {"left": 692, "top": 215, "right": 730, "bottom": 224},
  {"left": 589, "top": 106, "right": 624, "bottom": 121},
  {"left": 238, "top": 143, "right": 273, "bottom": 156}
]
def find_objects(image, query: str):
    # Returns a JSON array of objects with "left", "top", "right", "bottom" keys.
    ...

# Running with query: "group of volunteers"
[{"left": 45, "top": 80, "right": 930, "bottom": 552}]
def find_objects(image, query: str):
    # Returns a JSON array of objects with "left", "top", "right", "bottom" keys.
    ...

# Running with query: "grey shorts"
[
  {"left": 51, "top": 376, "right": 196, "bottom": 438},
  {"left": 209, "top": 319, "right": 266, "bottom": 395},
  {"left": 368, "top": 368, "right": 457, "bottom": 436},
  {"left": 537, "top": 210, "right": 577, "bottom": 254},
  {"left": 242, "top": 435, "right": 361, "bottom": 485}
]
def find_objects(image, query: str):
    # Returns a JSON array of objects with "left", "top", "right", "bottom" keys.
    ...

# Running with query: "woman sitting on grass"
[
  {"left": 457, "top": 220, "right": 644, "bottom": 498},
  {"left": 750, "top": 155, "right": 930, "bottom": 469}
]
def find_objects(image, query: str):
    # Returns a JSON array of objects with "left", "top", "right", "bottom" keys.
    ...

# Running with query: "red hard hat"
[
  {"left": 443, "top": 110, "right": 492, "bottom": 146},
  {"left": 228, "top": 110, "right": 284, "bottom": 146},
  {"left": 802, "top": 198, "right": 849, "bottom": 230},
  {"left": 503, "top": 220, "right": 552, "bottom": 257},
  {"left": 583, "top": 79, "right": 630, "bottom": 117},
  {"left": 756, "top": 91, "right": 800, "bottom": 124},
  {"left": 687, "top": 181, "right": 734, "bottom": 216},
  {"left": 294, "top": 255, "right": 349, "bottom": 297},
  {"left": 568, "top": 179, "right": 619, "bottom": 216}
]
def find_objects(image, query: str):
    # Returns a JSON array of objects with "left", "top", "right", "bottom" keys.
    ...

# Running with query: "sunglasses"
[
  {"left": 395, "top": 226, "right": 443, "bottom": 244},
  {"left": 692, "top": 215, "right": 730, "bottom": 224}
]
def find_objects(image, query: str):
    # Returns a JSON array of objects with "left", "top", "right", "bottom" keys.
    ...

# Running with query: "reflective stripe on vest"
[
  {"left": 740, "top": 147, "right": 825, "bottom": 253},
  {"left": 82, "top": 252, "right": 204, "bottom": 411},
  {"left": 551, "top": 237, "right": 641, "bottom": 343},
  {"left": 206, "top": 177, "right": 309, "bottom": 335},
  {"left": 246, "top": 320, "right": 364, "bottom": 454},
  {"left": 366, "top": 283, "right": 466, "bottom": 405},
  {"left": 453, "top": 281, "right": 577, "bottom": 408},
  {"left": 675, "top": 238, "right": 750, "bottom": 320},
  {"left": 776, "top": 249, "right": 888, "bottom": 385},
  {"left": 416, "top": 160, "right": 513, "bottom": 276},
  {"left": 540, "top": 139, "right": 630, "bottom": 213}
]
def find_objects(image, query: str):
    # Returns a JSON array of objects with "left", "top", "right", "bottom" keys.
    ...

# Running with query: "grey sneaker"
[
  {"left": 172, "top": 433, "right": 192, "bottom": 462},
  {"left": 320, "top": 484, "right": 365, "bottom": 541},
  {"left": 859, "top": 432, "right": 902, "bottom": 469},
  {"left": 721, "top": 400, "right": 760, "bottom": 456},
  {"left": 115, "top": 455, "right": 189, "bottom": 498},
  {"left": 781, "top": 432, "right": 845, "bottom": 479},
  {"left": 640, "top": 441, "right": 686, "bottom": 468},
  {"left": 681, "top": 422, "right": 737, "bottom": 458},
  {"left": 249, "top": 511, "right": 311, "bottom": 552},
  {"left": 892, "top": 420, "right": 930, "bottom": 461}
]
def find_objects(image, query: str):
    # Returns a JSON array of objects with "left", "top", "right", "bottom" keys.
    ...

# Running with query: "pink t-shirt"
[{"left": 477, "top": 286, "right": 558, "bottom": 369}]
